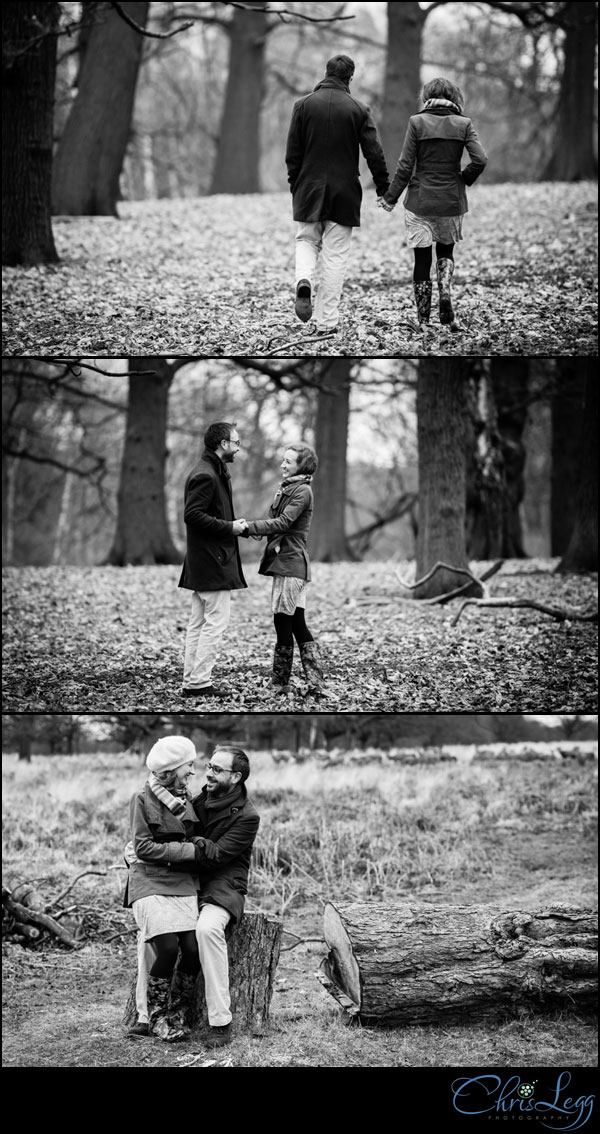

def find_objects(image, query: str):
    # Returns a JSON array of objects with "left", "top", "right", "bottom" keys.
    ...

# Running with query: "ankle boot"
[
  {"left": 299, "top": 640, "right": 325, "bottom": 695},
  {"left": 272, "top": 644, "right": 294, "bottom": 691},
  {"left": 413, "top": 280, "right": 432, "bottom": 325},
  {"left": 169, "top": 970, "right": 197, "bottom": 1034},
  {"left": 436, "top": 257, "right": 457, "bottom": 327},
  {"left": 147, "top": 975, "right": 188, "bottom": 1042}
]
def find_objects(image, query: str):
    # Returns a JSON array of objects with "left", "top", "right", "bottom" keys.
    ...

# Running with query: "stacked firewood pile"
[{"left": 2, "top": 871, "right": 133, "bottom": 951}]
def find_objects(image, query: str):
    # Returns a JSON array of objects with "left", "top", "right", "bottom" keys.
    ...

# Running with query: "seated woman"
[{"left": 124, "top": 735, "right": 201, "bottom": 1041}]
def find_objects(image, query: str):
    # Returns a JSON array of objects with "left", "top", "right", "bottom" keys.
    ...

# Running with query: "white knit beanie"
[{"left": 146, "top": 735, "right": 197, "bottom": 773}]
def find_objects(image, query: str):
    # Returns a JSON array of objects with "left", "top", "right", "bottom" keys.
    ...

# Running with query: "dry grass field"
[{"left": 2, "top": 748, "right": 597, "bottom": 1070}]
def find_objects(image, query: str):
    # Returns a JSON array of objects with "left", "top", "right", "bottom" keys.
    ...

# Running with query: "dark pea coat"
[
  {"left": 285, "top": 77, "right": 390, "bottom": 227},
  {"left": 384, "top": 106, "right": 488, "bottom": 217},
  {"left": 123, "top": 785, "right": 198, "bottom": 907},
  {"left": 178, "top": 448, "right": 247, "bottom": 592},
  {"left": 246, "top": 480, "right": 313, "bottom": 581},
  {"left": 190, "top": 785, "right": 260, "bottom": 926}
]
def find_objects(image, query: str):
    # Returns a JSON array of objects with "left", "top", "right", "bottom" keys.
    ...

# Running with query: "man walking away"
[{"left": 285, "top": 54, "right": 390, "bottom": 336}]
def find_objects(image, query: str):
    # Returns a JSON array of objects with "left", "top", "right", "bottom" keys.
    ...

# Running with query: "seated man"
[{"left": 126, "top": 743, "right": 260, "bottom": 1048}]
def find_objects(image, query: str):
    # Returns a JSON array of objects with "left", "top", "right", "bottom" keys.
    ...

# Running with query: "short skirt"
[
  {"left": 132, "top": 894, "right": 199, "bottom": 941},
  {"left": 271, "top": 575, "right": 307, "bottom": 615},
  {"left": 404, "top": 209, "right": 464, "bottom": 248}
]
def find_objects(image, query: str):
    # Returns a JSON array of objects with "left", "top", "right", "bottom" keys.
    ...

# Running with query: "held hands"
[
  {"left": 377, "top": 197, "right": 395, "bottom": 213},
  {"left": 233, "top": 518, "right": 249, "bottom": 536}
]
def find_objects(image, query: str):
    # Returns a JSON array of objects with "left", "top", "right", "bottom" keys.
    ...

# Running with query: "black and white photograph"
[{"left": 1, "top": 0, "right": 597, "bottom": 1104}]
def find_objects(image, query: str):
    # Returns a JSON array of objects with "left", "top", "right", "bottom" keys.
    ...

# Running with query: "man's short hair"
[
  {"left": 286, "top": 444, "right": 318, "bottom": 476},
  {"left": 325, "top": 54, "right": 355, "bottom": 82},
  {"left": 422, "top": 77, "right": 464, "bottom": 112},
  {"left": 213, "top": 745, "right": 250, "bottom": 783},
  {"left": 204, "top": 422, "right": 237, "bottom": 451}
]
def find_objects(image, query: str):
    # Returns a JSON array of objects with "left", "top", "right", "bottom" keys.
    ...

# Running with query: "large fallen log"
[
  {"left": 123, "top": 911, "right": 283, "bottom": 1037},
  {"left": 319, "top": 902, "right": 598, "bottom": 1025}
]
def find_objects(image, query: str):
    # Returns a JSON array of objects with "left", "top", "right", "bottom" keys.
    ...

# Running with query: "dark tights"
[
  {"left": 148, "top": 931, "right": 200, "bottom": 979},
  {"left": 413, "top": 243, "right": 454, "bottom": 282},
  {"left": 274, "top": 609, "right": 313, "bottom": 648}
]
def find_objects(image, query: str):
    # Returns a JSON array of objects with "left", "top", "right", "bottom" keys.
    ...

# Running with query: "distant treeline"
[{"left": 2, "top": 713, "right": 597, "bottom": 761}]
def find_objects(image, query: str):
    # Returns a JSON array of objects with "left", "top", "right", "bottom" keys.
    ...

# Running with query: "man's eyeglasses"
[
  {"left": 225, "top": 438, "right": 241, "bottom": 448},
  {"left": 205, "top": 761, "right": 234, "bottom": 775}
]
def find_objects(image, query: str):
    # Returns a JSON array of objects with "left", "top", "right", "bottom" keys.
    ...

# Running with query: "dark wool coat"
[
  {"left": 245, "top": 480, "right": 314, "bottom": 581},
  {"left": 123, "top": 785, "right": 198, "bottom": 907},
  {"left": 190, "top": 785, "right": 260, "bottom": 925},
  {"left": 384, "top": 107, "right": 488, "bottom": 217},
  {"left": 285, "top": 77, "right": 390, "bottom": 227},
  {"left": 178, "top": 448, "right": 247, "bottom": 592}
]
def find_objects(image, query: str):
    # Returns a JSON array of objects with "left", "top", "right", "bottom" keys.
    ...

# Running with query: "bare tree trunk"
[
  {"left": 52, "top": 2, "right": 149, "bottom": 216},
  {"left": 551, "top": 362, "right": 587, "bottom": 555},
  {"left": 17, "top": 714, "right": 37, "bottom": 762},
  {"left": 414, "top": 361, "right": 472, "bottom": 597},
  {"left": 105, "top": 362, "right": 181, "bottom": 565},
  {"left": 466, "top": 367, "right": 505, "bottom": 560},
  {"left": 2, "top": 2, "right": 59, "bottom": 265},
  {"left": 209, "top": 1, "right": 267, "bottom": 195},
  {"left": 321, "top": 902, "right": 597, "bottom": 1025},
  {"left": 123, "top": 912, "right": 282, "bottom": 1036},
  {"left": 557, "top": 363, "right": 598, "bottom": 572},
  {"left": 309, "top": 360, "right": 354, "bottom": 562},
  {"left": 543, "top": 1, "right": 597, "bottom": 180},
  {"left": 491, "top": 358, "right": 529, "bottom": 558},
  {"left": 380, "top": 2, "right": 424, "bottom": 168}
]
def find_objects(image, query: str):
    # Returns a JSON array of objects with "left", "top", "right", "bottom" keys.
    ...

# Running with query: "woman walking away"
[
  {"left": 124, "top": 736, "right": 201, "bottom": 1042},
  {"left": 243, "top": 444, "right": 325, "bottom": 696},
  {"left": 378, "top": 77, "right": 487, "bottom": 330}
]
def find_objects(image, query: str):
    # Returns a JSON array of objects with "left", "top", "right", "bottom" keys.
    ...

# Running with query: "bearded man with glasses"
[{"left": 178, "top": 422, "right": 248, "bottom": 699}]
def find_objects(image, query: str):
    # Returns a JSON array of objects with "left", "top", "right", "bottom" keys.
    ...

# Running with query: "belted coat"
[
  {"left": 178, "top": 448, "right": 247, "bottom": 592},
  {"left": 286, "top": 77, "right": 390, "bottom": 227},
  {"left": 245, "top": 479, "right": 314, "bottom": 581},
  {"left": 384, "top": 105, "right": 488, "bottom": 217}
]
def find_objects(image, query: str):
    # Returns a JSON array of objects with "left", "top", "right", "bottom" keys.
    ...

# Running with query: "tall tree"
[
  {"left": 2, "top": 2, "right": 59, "bottom": 265},
  {"left": 542, "top": 0, "right": 597, "bottom": 179},
  {"left": 52, "top": 2, "right": 149, "bottom": 216},
  {"left": 105, "top": 360, "right": 181, "bottom": 565},
  {"left": 309, "top": 359, "right": 354, "bottom": 562},
  {"left": 414, "top": 361, "right": 472, "bottom": 598},
  {"left": 465, "top": 365, "right": 505, "bottom": 560},
  {"left": 491, "top": 358, "right": 529, "bottom": 558},
  {"left": 557, "top": 360, "right": 597, "bottom": 572},
  {"left": 551, "top": 361, "right": 587, "bottom": 554},
  {"left": 209, "top": 0, "right": 269, "bottom": 195},
  {"left": 380, "top": 2, "right": 423, "bottom": 166}
]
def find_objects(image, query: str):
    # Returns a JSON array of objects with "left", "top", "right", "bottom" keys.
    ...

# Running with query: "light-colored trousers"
[
  {"left": 135, "top": 903, "right": 233, "bottom": 1027},
  {"left": 295, "top": 220, "right": 353, "bottom": 330},
  {"left": 182, "top": 589, "right": 231, "bottom": 688}
]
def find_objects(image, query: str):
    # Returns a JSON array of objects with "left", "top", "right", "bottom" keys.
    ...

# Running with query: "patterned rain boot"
[
  {"left": 299, "top": 640, "right": 326, "bottom": 696},
  {"left": 413, "top": 280, "right": 432, "bottom": 326},
  {"left": 436, "top": 257, "right": 458, "bottom": 330},
  {"left": 147, "top": 975, "right": 188, "bottom": 1042},
  {"left": 169, "top": 970, "right": 197, "bottom": 1036},
  {"left": 272, "top": 644, "right": 294, "bottom": 692}
]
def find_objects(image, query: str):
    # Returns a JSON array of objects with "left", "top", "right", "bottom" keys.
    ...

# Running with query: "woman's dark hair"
[
  {"left": 325, "top": 54, "right": 355, "bottom": 82},
  {"left": 204, "top": 422, "right": 237, "bottom": 451},
  {"left": 213, "top": 745, "right": 250, "bottom": 783},
  {"left": 285, "top": 444, "right": 318, "bottom": 476},
  {"left": 422, "top": 77, "right": 464, "bottom": 112}
]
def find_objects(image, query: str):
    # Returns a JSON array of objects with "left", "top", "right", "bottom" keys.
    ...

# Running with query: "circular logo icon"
[{"left": 518, "top": 1082, "right": 536, "bottom": 1099}]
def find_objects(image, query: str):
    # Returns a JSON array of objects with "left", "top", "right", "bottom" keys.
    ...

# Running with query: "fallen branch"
[
  {"left": 3, "top": 894, "right": 80, "bottom": 948},
  {"left": 47, "top": 869, "right": 109, "bottom": 910},
  {"left": 450, "top": 597, "right": 599, "bottom": 627}
]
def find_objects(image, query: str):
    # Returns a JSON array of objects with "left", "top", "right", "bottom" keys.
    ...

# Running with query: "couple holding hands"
[{"left": 178, "top": 422, "right": 325, "bottom": 700}]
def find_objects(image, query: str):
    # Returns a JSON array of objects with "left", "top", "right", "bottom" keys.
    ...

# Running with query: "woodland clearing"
[{"left": 2, "top": 183, "right": 597, "bottom": 358}]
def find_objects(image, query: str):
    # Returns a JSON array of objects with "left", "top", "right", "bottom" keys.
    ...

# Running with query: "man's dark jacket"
[
  {"left": 189, "top": 784, "right": 260, "bottom": 925},
  {"left": 178, "top": 448, "right": 247, "bottom": 592},
  {"left": 285, "top": 77, "right": 389, "bottom": 227}
]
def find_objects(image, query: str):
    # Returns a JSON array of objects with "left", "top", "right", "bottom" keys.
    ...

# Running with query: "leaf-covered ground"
[
  {"left": 2, "top": 560, "right": 597, "bottom": 712},
  {"left": 2, "top": 183, "right": 597, "bottom": 357}
]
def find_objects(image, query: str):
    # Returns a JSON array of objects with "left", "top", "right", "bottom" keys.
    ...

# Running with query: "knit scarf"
[
  {"left": 202, "top": 783, "right": 244, "bottom": 813},
  {"left": 148, "top": 772, "right": 189, "bottom": 817},
  {"left": 422, "top": 97, "right": 462, "bottom": 115},
  {"left": 271, "top": 473, "right": 312, "bottom": 509}
]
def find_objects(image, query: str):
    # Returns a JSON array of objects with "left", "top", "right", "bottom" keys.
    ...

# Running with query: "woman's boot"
[
  {"left": 147, "top": 975, "right": 188, "bottom": 1042},
  {"left": 413, "top": 281, "right": 432, "bottom": 326},
  {"left": 436, "top": 257, "right": 458, "bottom": 329},
  {"left": 272, "top": 644, "right": 294, "bottom": 691},
  {"left": 299, "top": 640, "right": 325, "bottom": 695},
  {"left": 169, "top": 970, "right": 197, "bottom": 1035}
]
